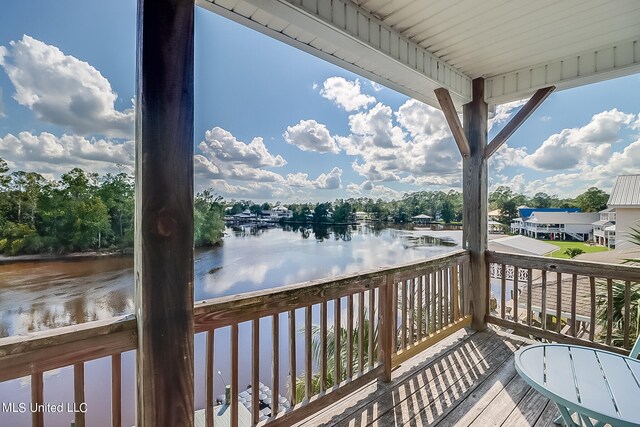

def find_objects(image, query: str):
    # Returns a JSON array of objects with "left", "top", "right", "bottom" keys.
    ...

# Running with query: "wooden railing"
[
  {"left": 486, "top": 251, "right": 640, "bottom": 355},
  {"left": 0, "top": 250, "right": 470, "bottom": 427},
  {"left": 193, "top": 249, "right": 470, "bottom": 426},
  {"left": 0, "top": 315, "right": 136, "bottom": 427}
]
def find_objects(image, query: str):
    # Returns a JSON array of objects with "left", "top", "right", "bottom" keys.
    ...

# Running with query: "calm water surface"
[{"left": 0, "top": 224, "right": 460, "bottom": 426}]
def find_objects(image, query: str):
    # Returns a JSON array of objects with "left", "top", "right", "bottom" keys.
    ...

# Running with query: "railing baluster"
[
  {"left": 607, "top": 279, "right": 613, "bottom": 345},
  {"left": 431, "top": 272, "right": 437, "bottom": 332},
  {"left": 74, "top": 362, "right": 85, "bottom": 427},
  {"left": 305, "top": 306, "right": 312, "bottom": 401},
  {"left": 401, "top": 280, "right": 407, "bottom": 349},
  {"left": 409, "top": 278, "right": 415, "bottom": 346},
  {"left": 541, "top": 270, "right": 547, "bottom": 330},
  {"left": 320, "top": 301, "right": 327, "bottom": 392},
  {"left": 358, "top": 292, "right": 365, "bottom": 373},
  {"left": 272, "top": 314, "right": 280, "bottom": 417},
  {"left": 425, "top": 272, "right": 431, "bottom": 334},
  {"left": 570, "top": 275, "right": 577, "bottom": 337},
  {"left": 288, "top": 310, "right": 296, "bottom": 405},
  {"left": 417, "top": 275, "right": 423, "bottom": 341},
  {"left": 31, "top": 372, "right": 44, "bottom": 427},
  {"left": 334, "top": 298, "right": 341, "bottom": 385},
  {"left": 607, "top": 278, "right": 613, "bottom": 346},
  {"left": 112, "top": 354, "right": 122, "bottom": 427},
  {"left": 452, "top": 265, "right": 459, "bottom": 322},
  {"left": 368, "top": 289, "right": 375, "bottom": 368},
  {"left": 439, "top": 269, "right": 445, "bottom": 329},
  {"left": 252, "top": 319, "right": 260, "bottom": 422},
  {"left": 500, "top": 264, "right": 506, "bottom": 319},
  {"left": 231, "top": 324, "right": 239, "bottom": 427},
  {"left": 527, "top": 268, "right": 532, "bottom": 326},
  {"left": 445, "top": 267, "right": 451, "bottom": 325},
  {"left": 381, "top": 275, "right": 393, "bottom": 382},
  {"left": 624, "top": 281, "right": 631, "bottom": 349},
  {"left": 589, "top": 277, "right": 596, "bottom": 341},
  {"left": 512, "top": 266, "right": 518, "bottom": 323},
  {"left": 205, "top": 331, "right": 214, "bottom": 427},
  {"left": 556, "top": 272, "right": 562, "bottom": 333},
  {"left": 347, "top": 294, "right": 353, "bottom": 379}
]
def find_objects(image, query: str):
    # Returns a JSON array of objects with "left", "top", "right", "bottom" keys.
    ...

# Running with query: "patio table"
[{"left": 515, "top": 344, "right": 640, "bottom": 427}]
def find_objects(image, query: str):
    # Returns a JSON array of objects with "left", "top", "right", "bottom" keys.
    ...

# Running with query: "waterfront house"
[
  {"left": 261, "top": 205, "right": 293, "bottom": 220},
  {"left": 1, "top": 2, "right": 639, "bottom": 427},
  {"left": 411, "top": 213, "right": 433, "bottom": 225}
]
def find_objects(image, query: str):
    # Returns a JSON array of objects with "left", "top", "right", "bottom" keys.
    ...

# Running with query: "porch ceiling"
[{"left": 198, "top": 0, "right": 640, "bottom": 109}]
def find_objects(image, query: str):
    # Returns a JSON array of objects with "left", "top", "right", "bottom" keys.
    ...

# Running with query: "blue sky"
[{"left": 1, "top": 1, "right": 639, "bottom": 203}]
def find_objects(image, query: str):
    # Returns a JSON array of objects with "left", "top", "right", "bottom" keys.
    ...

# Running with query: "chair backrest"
[{"left": 631, "top": 334, "right": 640, "bottom": 359}]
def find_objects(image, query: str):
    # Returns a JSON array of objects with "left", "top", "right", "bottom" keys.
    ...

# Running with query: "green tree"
[
  {"left": 194, "top": 190, "right": 224, "bottom": 246},
  {"left": 574, "top": 187, "right": 609, "bottom": 212}
]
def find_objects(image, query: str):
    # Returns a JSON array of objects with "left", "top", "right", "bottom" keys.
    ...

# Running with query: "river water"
[{"left": 0, "top": 224, "right": 460, "bottom": 426}]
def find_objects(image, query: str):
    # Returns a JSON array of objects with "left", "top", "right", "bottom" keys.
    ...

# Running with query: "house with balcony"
[
  {"left": 261, "top": 205, "right": 293, "bottom": 220},
  {"left": 607, "top": 174, "right": 640, "bottom": 250},
  {"left": 1, "top": 2, "right": 640, "bottom": 427},
  {"left": 509, "top": 207, "right": 581, "bottom": 235},
  {"left": 522, "top": 211, "right": 599, "bottom": 241},
  {"left": 592, "top": 207, "right": 616, "bottom": 248}
]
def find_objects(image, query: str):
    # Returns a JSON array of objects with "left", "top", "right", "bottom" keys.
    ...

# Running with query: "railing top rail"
[
  {"left": 0, "top": 314, "right": 136, "bottom": 357},
  {"left": 486, "top": 250, "right": 640, "bottom": 282},
  {"left": 194, "top": 249, "right": 469, "bottom": 331}
]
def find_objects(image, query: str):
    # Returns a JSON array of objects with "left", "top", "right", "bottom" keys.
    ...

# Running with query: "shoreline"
[{"left": 0, "top": 250, "right": 132, "bottom": 265}]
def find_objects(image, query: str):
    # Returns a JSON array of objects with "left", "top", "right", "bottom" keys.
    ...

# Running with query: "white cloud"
[
  {"left": 489, "top": 143, "right": 528, "bottom": 173},
  {"left": 524, "top": 109, "right": 634, "bottom": 170},
  {"left": 370, "top": 82, "right": 383, "bottom": 92},
  {"left": 286, "top": 167, "right": 342, "bottom": 189},
  {"left": 0, "top": 87, "right": 4, "bottom": 117},
  {"left": 199, "top": 127, "right": 286, "bottom": 169},
  {"left": 336, "top": 99, "right": 461, "bottom": 188},
  {"left": 488, "top": 99, "right": 528, "bottom": 132},
  {"left": 0, "top": 131, "right": 133, "bottom": 175},
  {"left": 313, "top": 167, "right": 342, "bottom": 189},
  {"left": 283, "top": 119, "right": 340, "bottom": 153},
  {"left": 0, "top": 35, "right": 133, "bottom": 138},
  {"left": 320, "top": 77, "right": 376, "bottom": 111}
]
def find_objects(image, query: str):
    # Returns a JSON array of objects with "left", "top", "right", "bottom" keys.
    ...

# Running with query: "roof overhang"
[{"left": 197, "top": 0, "right": 640, "bottom": 110}]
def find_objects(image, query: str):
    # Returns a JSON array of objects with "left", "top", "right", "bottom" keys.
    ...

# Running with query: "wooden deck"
[{"left": 296, "top": 328, "right": 560, "bottom": 427}]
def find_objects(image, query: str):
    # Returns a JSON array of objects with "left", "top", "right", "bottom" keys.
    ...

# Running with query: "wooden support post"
[
  {"left": 135, "top": 0, "right": 194, "bottom": 425},
  {"left": 462, "top": 78, "right": 488, "bottom": 331},
  {"left": 435, "top": 88, "right": 471, "bottom": 157}
]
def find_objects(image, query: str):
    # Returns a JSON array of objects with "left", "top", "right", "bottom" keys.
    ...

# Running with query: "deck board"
[{"left": 296, "top": 328, "right": 561, "bottom": 426}]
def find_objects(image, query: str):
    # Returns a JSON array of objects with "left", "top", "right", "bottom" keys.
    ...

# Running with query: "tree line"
[
  {"left": 226, "top": 185, "right": 609, "bottom": 226},
  {"left": 0, "top": 159, "right": 224, "bottom": 256}
]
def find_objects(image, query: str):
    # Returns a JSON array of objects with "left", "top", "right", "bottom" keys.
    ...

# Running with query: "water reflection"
[{"left": 0, "top": 225, "right": 460, "bottom": 338}]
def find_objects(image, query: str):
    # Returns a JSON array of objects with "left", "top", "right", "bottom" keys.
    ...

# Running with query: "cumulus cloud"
[
  {"left": 0, "top": 131, "right": 133, "bottom": 174},
  {"left": 283, "top": 119, "right": 340, "bottom": 153},
  {"left": 320, "top": 77, "right": 376, "bottom": 111},
  {"left": 199, "top": 127, "right": 286, "bottom": 169},
  {"left": 0, "top": 35, "right": 133, "bottom": 138},
  {"left": 488, "top": 99, "right": 528, "bottom": 132},
  {"left": 286, "top": 167, "right": 342, "bottom": 189},
  {"left": 336, "top": 99, "right": 461, "bottom": 188},
  {"left": 524, "top": 109, "right": 635, "bottom": 170}
]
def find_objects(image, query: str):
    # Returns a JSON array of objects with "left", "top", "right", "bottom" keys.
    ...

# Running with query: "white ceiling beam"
[
  {"left": 485, "top": 37, "right": 640, "bottom": 105},
  {"left": 197, "top": 0, "right": 473, "bottom": 109}
]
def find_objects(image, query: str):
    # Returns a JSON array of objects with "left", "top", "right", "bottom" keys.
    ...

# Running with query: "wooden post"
[
  {"left": 135, "top": 0, "right": 194, "bottom": 425},
  {"left": 462, "top": 78, "right": 488, "bottom": 331}
]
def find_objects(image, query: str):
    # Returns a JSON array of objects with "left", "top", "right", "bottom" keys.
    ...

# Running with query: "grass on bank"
[{"left": 543, "top": 240, "right": 610, "bottom": 259}]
